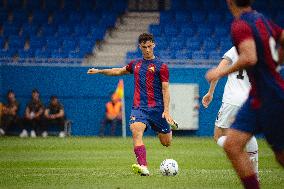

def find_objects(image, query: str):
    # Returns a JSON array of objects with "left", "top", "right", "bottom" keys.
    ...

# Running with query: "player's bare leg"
[
  {"left": 214, "top": 126, "right": 227, "bottom": 146},
  {"left": 224, "top": 129, "right": 259, "bottom": 188},
  {"left": 158, "top": 132, "right": 172, "bottom": 147},
  {"left": 274, "top": 150, "right": 284, "bottom": 167},
  {"left": 130, "top": 122, "right": 149, "bottom": 176}
]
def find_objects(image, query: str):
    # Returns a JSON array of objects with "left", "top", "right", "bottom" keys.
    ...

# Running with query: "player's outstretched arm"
[
  {"left": 206, "top": 40, "right": 257, "bottom": 82},
  {"left": 202, "top": 58, "right": 230, "bottom": 108},
  {"left": 87, "top": 67, "right": 130, "bottom": 76}
]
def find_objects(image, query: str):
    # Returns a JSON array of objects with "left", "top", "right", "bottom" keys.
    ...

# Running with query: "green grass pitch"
[{"left": 0, "top": 137, "right": 283, "bottom": 189}]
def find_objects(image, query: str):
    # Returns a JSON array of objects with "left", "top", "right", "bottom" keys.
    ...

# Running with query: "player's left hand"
[
  {"left": 162, "top": 111, "right": 174, "bottom": 125},
  {"left": 205, "top": 68, "right": 222, "bottom": 82},
  {"left": 87, "top": 68, "right": 100, "bottom": 74}
]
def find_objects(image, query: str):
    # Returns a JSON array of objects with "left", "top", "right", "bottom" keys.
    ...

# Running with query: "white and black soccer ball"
[{"left": 160, "top": 159, "right": 178, "bottom": 176}]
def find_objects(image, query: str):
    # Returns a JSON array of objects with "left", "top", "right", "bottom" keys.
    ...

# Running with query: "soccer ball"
[{"left": 160, "top": 159, "right": 178, "bottom": 176}]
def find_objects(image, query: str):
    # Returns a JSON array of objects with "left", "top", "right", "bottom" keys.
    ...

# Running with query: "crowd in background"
[{"left": 0, "top": 89, "right": 66, "bottom": 137}]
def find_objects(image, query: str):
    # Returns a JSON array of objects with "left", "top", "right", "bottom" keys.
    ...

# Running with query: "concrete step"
[{"left": 126, "top": 12, "right": 160, "bottom": 18}]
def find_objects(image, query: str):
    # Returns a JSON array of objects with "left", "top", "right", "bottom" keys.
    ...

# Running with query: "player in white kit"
[{"left": 202, "top": 47, "right": 259, "bottom": 178}]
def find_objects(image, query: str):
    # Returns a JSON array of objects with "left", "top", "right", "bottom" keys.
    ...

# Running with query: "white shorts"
[{"left": 215, "top": 102, "right": 240, "bottom": 129}]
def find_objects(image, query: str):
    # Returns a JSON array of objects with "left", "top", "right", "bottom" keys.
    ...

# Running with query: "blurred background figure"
[
  {"left": 42, "top": 95, "right": 66, "bottom": 138},
  {"left": 99, "top": 93, "right": 122, "bottom": 136},
  {"left": 0, "top": 90, "right": 21, "bottom": 136},
  {"left": 21, "top": 89, "right": 44, "bottom": 138}
]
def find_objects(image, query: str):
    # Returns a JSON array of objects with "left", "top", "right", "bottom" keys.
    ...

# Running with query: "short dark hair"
[
  {"left": 32, "top": 89, "right": 39, "bottom": 94},
  {"left": 50, "top": 95, "right": 57, "bottom": 100},
  {"left": 138, "top": 33, "right": 154, "bottom": 44},
  {"left": 234, "top": 0, "right": 254, "bottom": 7},
  {"left": 7, "top": 89, "right": 14, "bottom": 96}
]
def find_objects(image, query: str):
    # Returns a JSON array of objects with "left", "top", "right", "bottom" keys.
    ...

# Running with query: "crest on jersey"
[
  {"left": 130, "top": 116, "right": 136, "bottom": 121},
  {"left": 148, "top": 66, "right": 155, "bottom": 73}
]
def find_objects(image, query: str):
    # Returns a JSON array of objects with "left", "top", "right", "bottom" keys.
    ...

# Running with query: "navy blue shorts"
[
  {"left": 231, "top": 97, "right": 284, "bottom": 152},
  {"left": 129, "top": 107, "right": 171, "bottom": 134}
]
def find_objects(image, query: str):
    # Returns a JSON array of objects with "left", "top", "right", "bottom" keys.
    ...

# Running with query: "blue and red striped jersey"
[
  {"left": 126, "top": 58, "right": 169, "bottom": 109},
  {"left": 231, "top": 11, "right": 284, "bottom": 107}
]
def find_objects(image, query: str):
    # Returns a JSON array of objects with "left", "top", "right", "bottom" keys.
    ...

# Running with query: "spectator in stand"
[
  {"left": 99, "top": 93, "right": 122, "bottom": 136},
  {"left": 0, "top": 90, "right": 21, "bottom": 136},
  {"left": 42, "top": 96, "right": 66, "bottom": 138},
  {"left": 21, "top": 89, "right": 44, "bottom": 138}
]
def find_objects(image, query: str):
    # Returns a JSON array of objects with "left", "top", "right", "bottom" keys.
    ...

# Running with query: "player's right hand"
[
  {"left": 202, "top": 93, "right": 213, "bottom": 108},
  {"left": 87, "top": 68, "right": 100, "bottom": 74}
]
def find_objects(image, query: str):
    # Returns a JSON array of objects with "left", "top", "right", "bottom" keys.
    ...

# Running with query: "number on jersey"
[{"left": 236, "top": 70, "right": 244, "bottom": 80}]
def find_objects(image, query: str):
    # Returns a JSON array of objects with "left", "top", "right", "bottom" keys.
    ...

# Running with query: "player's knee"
[{"left": 223, "top": 138, "right": 240, "bottom": 155}]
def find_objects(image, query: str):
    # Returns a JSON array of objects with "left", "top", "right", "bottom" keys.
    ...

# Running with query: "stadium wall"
[{"left": 1, "top": 65, "right": 227, "bottom": 136}]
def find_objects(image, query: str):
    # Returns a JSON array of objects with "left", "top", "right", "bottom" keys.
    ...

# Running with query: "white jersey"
[{"left": 222, "top": 47, "right": 251, "bottom": 107}]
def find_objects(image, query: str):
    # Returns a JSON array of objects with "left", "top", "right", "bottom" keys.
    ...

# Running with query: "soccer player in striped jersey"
[
  {"left": 87, "top": 33, "right": 177, "bottom": 176},
  {"left": 202, "top": 46, "right": 259, "bottom": 179},
  {"left": 206, "top": 0, "right": 284, "bottom": 188}
]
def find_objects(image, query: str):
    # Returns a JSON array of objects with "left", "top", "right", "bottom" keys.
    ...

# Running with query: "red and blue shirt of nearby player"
[
  {"left": 230, "top": 11, "right": 284, "bottom": 151},
  {"left": 231, "top": 11, "right": 284, "bottom": 106},
  {"left": 126, "top": 58, "right": 169, "bottom": 109},
  {"left": 126, "top": 58, "right": 171, "bottom": 134}
]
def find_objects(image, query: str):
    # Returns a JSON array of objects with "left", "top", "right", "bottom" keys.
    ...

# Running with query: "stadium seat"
[
  {"left": 18, "top": 49, "right": 35, "bottom": 58},
  {"left": 175, "top": 51, "right": 192, "bottom": 59},
  {"left": 192, "top": 51, "right": 208, "bottom": 60},
  {"left": 208, "top": 51, "right": 222, "bottom": 60}
]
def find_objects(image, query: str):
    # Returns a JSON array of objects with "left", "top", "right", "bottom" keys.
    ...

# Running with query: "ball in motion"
[{"left": 160, "top": 159, "right": 178, "bottom": 176}]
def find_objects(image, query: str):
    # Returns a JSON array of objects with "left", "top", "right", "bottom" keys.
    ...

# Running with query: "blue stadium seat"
[
  {"left": 21, "top": 23, "right": 39, "bottom": 37},
  {"left": 186, "top": 40, "right": 201, "bottom": 51},
  {"left": 46, "top": 39, "right": 62, "bottom": 50},
  {"left": 80, "top": 0, "right": 95, "bottom": 10},
  {"left": 40, "top": 24, "right": 57, "bottom": 36},
  {"left": 185, "top": 0, "right": 202, "bottom": 10},
  {"left": 18, "top": 49, "right": 35, "bottom": 58},
  {"left": 160, "top": 11, "right": 174, "bottom": 24},
  {"left": 51, "top": 50, "right": 68, "bottom": 58},
  {"left": 63, "top": 0, "right": 79, "bottom": 10},
  {"left": 25, "top": 0, "right": 42, "bottom": 9},
  {"left": 202, "top": 0, "right": 217, "bottom": 10},
  {"left": 69, "top": 11, "right": 82, "bottom": 23},
  {"left": 35, "top": 49, "right": 51, "bottom": 58},
  {"left": 175, "top": 11, "right": 190, "bottom": 23},
  {"left": 214, "top": 27, "right": 229, "bottom": 37},
  {"left": 12, "top": 9, "right": 28, "bottom": 23},
  {"left": 8, "top": 35, "right": 25, "bottom": 49},
  {"left": 208, "top": 51, "right": 222, "bottom": 60},
  {"left": 170, "top": 41, "right": 184, "bottom": 51},
  {"left": 164, "top": 25, "right": 179, "bottom": 36},
  {"left": 149, "top": 25, "right": 163, "bottom": 36},
  {"left": 74, "top": 25, "right": 89, "bottom": 36},
  {"left": 57, "top": 25, "right": 72, "bottom": 36},
  {"left": 203, "top": 38, "right": 219, "bottom": 51},
  {"left": 207, "top": 13, "right": 223, "bottom": 24},
  {"left": 192, "top": 51, "right": 208, "bottom": 60},
  {"left": 197, "top": 27, "right": 212, "bottom": 37},
  {"left": 29, "top": 36, "right": 46, "bottom": 49},
  {"left": 170, "top": 0, "right": 186, "bottom": 10},
  {"left": 32, "top": 10, "right": 48, "bottom": 23},
  {"left": 0, "top": 49, "right": 17, "bottom": 58},
  {"left": 2, "top": 24, "right": 20, "bottom": 37},
  {"left": 62, "top": 40, "right": 78, "bottom": 51},
  {"left": 158, "top": 50, "right": 172, "bottom": 59},
  {"left": 0, "top": 9, "right": 8, "bottom": 21},
  {"left": 175, "top": 51, "right": 192, "bottom": 59},
  {"left": 45, "top": 0, "right": 60, "bottom": 11},
  {"left": 191, "top": 11, "right": 207, "bottom": 23},
  {"left": 180, "top": 25, "right": 195, "bottom": 36},
  {"left": 126, "top": 51, "right": 141, "bottom": 60},
  {"left": 89, "top": 27, "right": 106, "bottom": 41}
]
